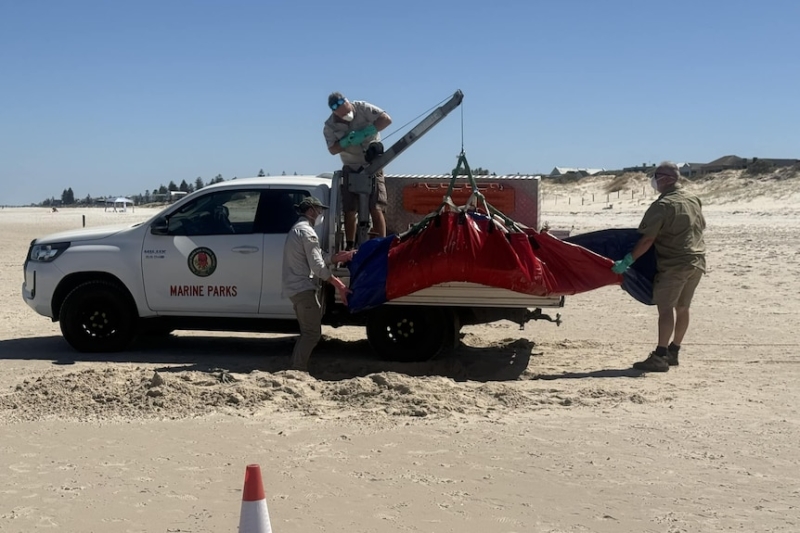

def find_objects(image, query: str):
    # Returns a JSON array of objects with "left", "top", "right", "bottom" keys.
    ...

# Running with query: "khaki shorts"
[
  {"left": 341, "top": 166, "right": 387, "bottom": 212},
  {"left": 652, "top": 266, "right": 703, "bottom": 308}
]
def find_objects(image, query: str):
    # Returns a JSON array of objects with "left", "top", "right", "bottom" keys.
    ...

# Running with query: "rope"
[{"left": 379, "top": 92, "right": 458, "bottom": 143}]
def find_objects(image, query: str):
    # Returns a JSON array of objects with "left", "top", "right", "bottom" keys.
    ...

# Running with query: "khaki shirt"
[
  {"left": 638, "top": 185, "right": 707, "bottom": 272},
  {"left": 323, "top": 100, "right": 385, "bottom": 170},
  {"left": 281, "top": 218, "right": 331, "bottom": 299}
]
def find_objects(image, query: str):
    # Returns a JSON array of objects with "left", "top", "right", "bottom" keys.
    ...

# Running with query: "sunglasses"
[
  {"left": 330, "top": 98, "right": 345, "bottom": 111},
  {"left": 654, "top": 172, "right": 674, "bottom": 179}
]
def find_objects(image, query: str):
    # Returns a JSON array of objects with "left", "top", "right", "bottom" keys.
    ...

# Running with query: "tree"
[
  {"left": 167, "top": 181, "right": 178, "bottom": 191},
  {"left": 257, "top": 169, "right": 266, "bottom": 177},
  {"left": 179, "top": 179, "right": 190, "bottom": 192},
  {"left": 472, "top": 167, "right": 494, "bottom": 176},
  {"left": 158, "top": 185, "right": 168, "bottom": 195},
  {"left": 61, "top": 188, "right": 75, "bottom": 205},
  {"left": 195, "top": 177, "right": 204, "bottom": 190}
]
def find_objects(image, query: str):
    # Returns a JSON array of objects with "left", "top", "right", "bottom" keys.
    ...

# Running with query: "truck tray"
[{"left": 383, "top": 174, "right": 542, "bottom": 236}]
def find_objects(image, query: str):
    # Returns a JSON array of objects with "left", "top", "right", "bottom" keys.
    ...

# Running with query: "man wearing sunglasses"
[
  {"left": 611, "top": 161, "right": 707, "bottom": 372},
  {"left": 323, "top": 92, "right": 392, "bottom": 249}
]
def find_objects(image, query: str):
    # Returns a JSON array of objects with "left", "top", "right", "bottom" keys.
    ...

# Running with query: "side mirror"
[{"left": 150, "top": 216, "right": 169, "bottom": 236}]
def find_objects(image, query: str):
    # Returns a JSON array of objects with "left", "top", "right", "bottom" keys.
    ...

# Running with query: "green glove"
[
  {"left": 361, "top": 124, "right": 378, "bottom": 138},
  {"left": 339, "top": 134, "right": 353, "bottom": 148},
  {"left": 611, "top": 253, "right": 634, "bottom": 274},
  {"left": 340, "top": 129, "right": 366, "bottom": 148}
]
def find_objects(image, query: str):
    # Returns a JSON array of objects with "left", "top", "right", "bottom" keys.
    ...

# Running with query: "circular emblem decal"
[{"left": 188, "top": 247, "right": 217, "bottom": 277}]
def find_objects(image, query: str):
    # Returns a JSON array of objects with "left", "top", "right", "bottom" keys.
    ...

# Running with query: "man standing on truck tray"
[
  {"left": 611, "top": 161, "right": 706, "bottom": 372},
  {"left": 323, "top": 92, "right": 392, "bottom": 250},
  {"left": 282, "top": 196, "right": 355, "bottom": 372}
]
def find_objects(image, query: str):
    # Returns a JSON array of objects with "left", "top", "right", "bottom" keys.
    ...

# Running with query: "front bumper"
[{"left": 22, "top": 262, "right": 62, "bottom": 319}]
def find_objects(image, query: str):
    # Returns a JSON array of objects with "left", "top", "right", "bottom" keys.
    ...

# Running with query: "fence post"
[
  {"left": 82, "top": 215, "right": 86, "bottom": 227},
  {"left": 568, "top": 196, "right": 571, "bottom": 205},
  {"left": 581, "top": 197, "right": 584, "bottom": 205}
]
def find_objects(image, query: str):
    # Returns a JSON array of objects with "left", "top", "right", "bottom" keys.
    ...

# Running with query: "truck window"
[
  {"left": 167, "top": 190, "right": 262, "bottom": 236},
  {"left": 261, "top": 189, "right": 311, "bottom": 234}
]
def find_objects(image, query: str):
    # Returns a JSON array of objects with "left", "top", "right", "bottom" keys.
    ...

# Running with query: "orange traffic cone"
[{"left": 238, "top": 464, "right": 273, "bottom": 533}]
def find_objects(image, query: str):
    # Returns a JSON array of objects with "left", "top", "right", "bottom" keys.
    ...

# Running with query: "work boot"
[
  {"left": 666, "top": 343, "right": 680, "bottom": 366},
  {"left": 632, "top": 352, "right": 669, "bottom": 372},
  {"left": 665, "top": 350, "right": 679, "bottom": 366}
]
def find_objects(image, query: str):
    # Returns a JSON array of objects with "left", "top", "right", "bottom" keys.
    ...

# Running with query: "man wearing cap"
[
  {"left": 282, "top": 196, "right": 355, "bottom": 371},
  {"left": 323, "top": 92, "right": 392, "bottom": 249},
  {"left": 611, "top": 161, "right": 707, "bottom": 372}
]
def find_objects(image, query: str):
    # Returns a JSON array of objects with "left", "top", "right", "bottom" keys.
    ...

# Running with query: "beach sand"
[{"left": 1, "top": 171, "right": 799, "bottom": 532}]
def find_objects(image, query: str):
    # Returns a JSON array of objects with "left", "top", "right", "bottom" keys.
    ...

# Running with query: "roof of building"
[{"left": 705, "top": 155, "right": 745, "bottom": 166}]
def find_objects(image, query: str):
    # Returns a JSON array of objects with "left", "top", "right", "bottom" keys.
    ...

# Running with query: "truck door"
[
  {"left": 258, "top": 186, "right": 328, "bottom": 317},
  {"left": 142, "top": 189, "right": 265, "bottom": 314}
]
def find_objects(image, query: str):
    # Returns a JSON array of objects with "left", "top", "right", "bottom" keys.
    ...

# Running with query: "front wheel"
[
  {"left": 366, "top": 306, "right": 457, "bottom": 362},
  {"left": 59, "top": 281, "right": 137, "bottom": 353}
]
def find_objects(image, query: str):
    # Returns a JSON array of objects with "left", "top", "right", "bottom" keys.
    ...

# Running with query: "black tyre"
[
  {"left": 366, "top": 306, "right": 457, "bottom": 362},
  {"left": 59, "top": 281, "right": 137, "bottom": 353}
]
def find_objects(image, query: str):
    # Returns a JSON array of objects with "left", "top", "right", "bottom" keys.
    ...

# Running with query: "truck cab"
[{"left": 22, "top": 176, "right": 336, "bottom": 352}]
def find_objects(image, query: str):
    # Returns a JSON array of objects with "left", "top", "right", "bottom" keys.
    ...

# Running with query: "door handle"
[{"left": 232, "top": 246, "right": 260, "bottom": 254}]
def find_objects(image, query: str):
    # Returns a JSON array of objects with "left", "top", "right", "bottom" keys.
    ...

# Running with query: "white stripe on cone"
[{"left": 239, "top": 499, "right": 272, "bottom": 533}]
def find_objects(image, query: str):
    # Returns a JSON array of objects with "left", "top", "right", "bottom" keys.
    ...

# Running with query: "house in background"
[
  {"left": 756, "top": 157, "right": 800, "bottom": 167},
  {"left": 694, "top": 155, "right": 799, "bottom": 176},
  {"left": 622, "top": 163, "right": 656, "bottom": 173},
  {"left": 548, "top": 167, "right": 606, "bottom": 177},
  {"left": 701, "top": 155, "right": 748, "bottom": 174},
  {"left": 681, "top": 162, "right": 707, "bottom": 177}
]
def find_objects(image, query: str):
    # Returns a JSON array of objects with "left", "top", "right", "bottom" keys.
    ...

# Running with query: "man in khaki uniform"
[
  {"left": 282, "top": 196, "right": 354, "bottom": 371},
  {"left": 323, "top": 92, "right": 392, "bottom": 249},
  {"left": 611, "top": 161, "right": 706, "bottom": 372}
]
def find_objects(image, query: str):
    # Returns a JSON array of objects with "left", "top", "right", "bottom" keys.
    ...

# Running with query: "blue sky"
[{"left": 2, "top": 0, "right": 799, "bottom": 205}]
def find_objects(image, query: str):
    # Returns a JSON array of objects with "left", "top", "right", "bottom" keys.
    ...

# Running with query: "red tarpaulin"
[{"left": 384, "top": 210, "right": 620, "bottom": 301}]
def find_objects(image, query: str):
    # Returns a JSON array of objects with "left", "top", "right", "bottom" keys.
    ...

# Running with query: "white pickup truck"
[{"left": 22, "top": 173, "right": 563, "bottom": 361}]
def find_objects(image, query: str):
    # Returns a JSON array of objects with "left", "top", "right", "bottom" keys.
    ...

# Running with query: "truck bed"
[{"left": 331, "top": 173, "right": 562, "bottom": 309}]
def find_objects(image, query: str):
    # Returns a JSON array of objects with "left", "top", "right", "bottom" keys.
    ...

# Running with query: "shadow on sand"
[
  {"left": 0, "top": 334, "right": 536, "bottom": 383},
  {"left": 533, "top": 368, "right": 642, "bottom": 379}
]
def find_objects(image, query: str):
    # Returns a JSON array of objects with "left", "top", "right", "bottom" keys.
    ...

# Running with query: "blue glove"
[{"left": 611, "top": 253, "right": 634, "bottom": 274}]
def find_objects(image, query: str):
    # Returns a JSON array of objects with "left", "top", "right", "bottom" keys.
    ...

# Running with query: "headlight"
[{"left": 29, "top": 242, "right": 70, "bottom": 262}]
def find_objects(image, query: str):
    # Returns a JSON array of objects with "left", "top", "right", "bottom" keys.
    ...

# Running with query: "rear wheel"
[
  {"left": 366, "top": 306, "right": 457, "bottom": 362},
  {"left": 59, "top": 281, "right": 137, "bottom": 352}
]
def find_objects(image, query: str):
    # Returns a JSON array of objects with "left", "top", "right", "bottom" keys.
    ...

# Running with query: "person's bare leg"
[
  {"left": 672, "top": 306, "right": 690, "bottom": 346},
  {"left": 657, "top": 304, "right": 675, "bottom": 348},
  {"left": 344, "top": 211, "right": 357, "bottom": 244},
  {"left": 370, "top": 208, "right": 386, "bottom": 237}
]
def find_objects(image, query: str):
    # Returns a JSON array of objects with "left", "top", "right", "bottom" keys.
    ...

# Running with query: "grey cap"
[{"left": 294, "top": 196, "right": 329, "bottom": 213}]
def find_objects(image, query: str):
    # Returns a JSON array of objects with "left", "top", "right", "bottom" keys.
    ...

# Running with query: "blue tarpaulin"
[{"left": 565, "top": 228, "right": 656, "bottom": 305}]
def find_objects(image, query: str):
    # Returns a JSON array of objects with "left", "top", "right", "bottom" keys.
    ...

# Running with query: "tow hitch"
[{"left": 521, "top": 308, "right": 562, "bottom": 329}]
